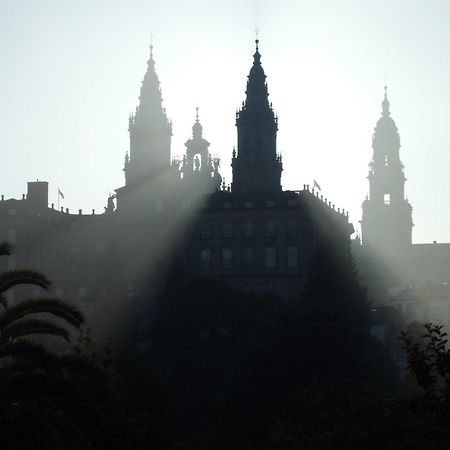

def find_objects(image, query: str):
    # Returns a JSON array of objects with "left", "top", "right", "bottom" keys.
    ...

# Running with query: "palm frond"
[
  {"left": 0, "top": 297, "right": 85, "bottom": 330},
  {"left": 0, "top": 294, "right": 8, "bottom": 309},
  {"left": 1, "top": 318, "right": 71, "bottom": 342},
  {"left": 0, "top": 269, "right": 51, "bottom": 295},
  {"left": 0, "top": 242, "right": 13, "bottom": 256},
  {"left": 0, "top": 339, "right": 53, "bottom": 361}
]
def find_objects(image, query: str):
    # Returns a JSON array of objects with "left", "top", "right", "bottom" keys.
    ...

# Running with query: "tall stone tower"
[
  {"left": 124, "top": 44, "right": 172, "bottom": 186},
  {"left": 361, "top": 87, "right": 413, "bottom": 253},
  {"left": 232, "top": 40, "right": 282, "bottom": 193}
]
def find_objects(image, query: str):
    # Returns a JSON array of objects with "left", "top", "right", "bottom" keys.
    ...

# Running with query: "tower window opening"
[
  {"left": 384, "top": 193, "right": 391, "bottom": 205},
  {"left": 194, "top": 154, "right": 201, "bottom": 171}
]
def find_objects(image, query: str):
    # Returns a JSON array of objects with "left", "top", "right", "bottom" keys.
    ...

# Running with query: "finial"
[
  {"left": 253, "top": 26, "right": 259, "bottom": 52},
  {"left": 382, "top": 85, "right": 390, "bottom": 116},
  {"left": 195, "top": 106, "right": 199, "bottom": 123},
  {"left": 149, "top": 33, "right": 154, "bottom": 59},
  {"left": 147, "top": 34, "right": 155, "bottom": 69},
  {"left": 254, "top": 26, "right": 260, "bottom": 51}
]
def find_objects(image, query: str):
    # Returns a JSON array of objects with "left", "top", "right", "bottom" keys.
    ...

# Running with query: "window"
[
  {"left": 287, "top": 246, "right": 298, "bottom": 268},
  {"left": 287, "top": 199, "right": 297, "bottom": 206},
  {"left": 95, "top": 240, "right": 105, "bottom": 254},
  {"left": 78, "top": 286, "right": 87, "bottom": 298},
  {"left": 223, "top": 202, "right": 232, "bottom": 209},
  {"left": 265, "top": 247, "right": 276, "bottom": 268},
  {"left": 287, "top": 220, "right": 298, "bottom": 237},
  {"left": 200, "top": 249, "right": 211, "bottom": 270},
  {"left": 7, "top": 254, "right": 16, "bottom": 270},
  {"left": 222, "top": 248, "right": 232, "bottom": 269},
  {"left": 155, "top": 199, "right": 163, "bottom": 215},
  {"left": 243, "top": 248, "right": 255, "bottom": 268},
  {"left": 8, "top": 209, "right": 17, "bottom": 216},
  {"left": 266, "top": 200, "right": 275, "bottom": 208},
  {"left": 243, "top": 221, "right": 255, "bottom": 238},
  {"left": 265, "top": 221, "right": 276, "bottom": 238},
  {"left": 200, "top": 223, "right": 211, "bottom": 239},
  {"left": 384, "top": 194, "right": 390, "bottom": 205},
  {"left": 8, "top": 229, "right": 16, "bottom": 244},
  {"left": 244, "top": 201, "right": 254, "bottom": 208},
  {"left": 222, "top": 222, "right": 233, "bottom": 238}
]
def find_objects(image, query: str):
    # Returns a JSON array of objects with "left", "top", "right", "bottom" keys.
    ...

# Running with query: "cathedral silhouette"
[{"left": 1, "top": 40, "right": 449, "bottom": 333}]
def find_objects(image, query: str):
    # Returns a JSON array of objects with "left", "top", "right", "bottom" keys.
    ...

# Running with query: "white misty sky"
[{"left": 1, "top": 0, "right": 450, "bottom": 243}]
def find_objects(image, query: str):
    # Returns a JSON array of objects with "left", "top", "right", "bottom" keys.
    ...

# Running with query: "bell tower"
[
  {"left": 361, "top": 87, "right": 413, "bottom": 252},
  {"left": 231, "top": 40, "right": 282, "bottom": 193},
  {"left": 124, "top": 44, "right": 172, "bottom": 186}
]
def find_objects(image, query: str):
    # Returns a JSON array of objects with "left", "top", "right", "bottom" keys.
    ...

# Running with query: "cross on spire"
[
  {"left": 254, "top": 26, "right": 260, "bottom": 50},
  {"left": 149, "top": 33, "right": 154, "bottom": 57}
]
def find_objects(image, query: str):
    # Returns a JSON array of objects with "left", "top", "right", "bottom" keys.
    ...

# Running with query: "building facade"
[
  {"left": 0, "top": 41, "right": 362, "bottom": 327},
  {"left": 355, "top": 88, "right": 450, "bottom": 306}
]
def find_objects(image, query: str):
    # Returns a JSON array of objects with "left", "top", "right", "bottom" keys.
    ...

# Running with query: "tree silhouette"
[{"left": 0, "top": 242, "right": 127, "bottom": 450}]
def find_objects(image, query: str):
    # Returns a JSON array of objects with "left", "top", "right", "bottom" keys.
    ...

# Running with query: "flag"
[
  {"left": 313, "top": 179, "right": 321, "bottom": 191},
  {"left": 58, "top": 189, "right": 64, "bottom": 200}
]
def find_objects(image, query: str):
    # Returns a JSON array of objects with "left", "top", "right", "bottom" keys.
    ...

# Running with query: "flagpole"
[{"left": 57, "top": 188, "right": 59, "bottom": 211}]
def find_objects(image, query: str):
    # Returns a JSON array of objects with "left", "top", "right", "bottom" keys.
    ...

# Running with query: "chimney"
[{"left": 27, "top": 181, "right": 48, "bottom": 209}]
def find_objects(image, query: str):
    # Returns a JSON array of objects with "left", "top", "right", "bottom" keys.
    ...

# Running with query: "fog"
[
  {"left": 2, "top": 2, "right": 450, "bottom": 448},
  {"left": 1, "top": 0, "right": 450, "bottom": 242}
]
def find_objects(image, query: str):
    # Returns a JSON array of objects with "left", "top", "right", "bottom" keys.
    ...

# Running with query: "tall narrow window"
[
  {"left": 265, "top": 247, "right": 276, "bottom": 268},
  {"left": 95, "top": 240, "right": 105, "bottom": 254},
  {"left": 155, "top": 199, "right": 163, "bottom": 215},
  {"left": 222, "top": 222, "right": 233, "bottom": 238},
  {"left": 243, "top": 221, "right": 255, "bottom": 238},
  {"left": 287, "top": 220, "right": 298, "bottom": 237},
  {"left": 384, "top": 193, "right": 391, "bottom": 205},
  {"left": 265, "top": 221, "right": 276, "bottom": 238},
  {"left": 7, "top": 229, "right": 16, "bottom": 244},
  {"left": 200, "top": 249, "right": 211, "bottom": 270},
  {"left": 243, "top": 248, "right": 255, "bottom": 268},
  {"left": 7, "top": 254, "right": 16, "bottom": 270},
  {"left": 287, "top": 246, "right": 298, "bottom": 268},
  {"left": 200, "top": 223, "right": 211, "bottom": 239},
  {"left": 222, "top": 248, "right": 232, "bottom": 269}
]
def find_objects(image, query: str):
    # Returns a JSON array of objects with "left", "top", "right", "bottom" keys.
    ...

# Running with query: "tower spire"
[
  {"left": 232, "top": 40, "right": 282, "bottom": 193},
  {"left": 382, "top": 85, "right": 390, "bottom": 117},
  {"left": 124, "top": 43, "right": 172, "bottom": 186}
]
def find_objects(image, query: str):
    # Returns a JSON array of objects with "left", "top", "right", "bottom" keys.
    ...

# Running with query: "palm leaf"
[
  {"left": 0, "top": 294, "right": 8, "bottom": 309},
  {"left": 0, "top": 270, "right": 51, "bottom": 295},
  {"left": 0, "top": 339, "right": 53, "bottom": 361},
  {"left": 0, "top": 298, "right": 85, "bottom": 330},
  {"left": 1, "top": 318, "right": 71, "bottom": 342}
]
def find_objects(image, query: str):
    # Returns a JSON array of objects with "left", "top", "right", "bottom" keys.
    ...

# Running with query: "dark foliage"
[
  {"left": 0, "top": 243, "right": 130, "bottom": 450},
  {"left": 401, "top": 322, "right": 450, "bottom": 413},
  {"left": 145, "top": 238, "right": 399, "bottom": 449}
]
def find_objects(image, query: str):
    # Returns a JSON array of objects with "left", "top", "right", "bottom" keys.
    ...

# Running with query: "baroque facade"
[
  {"left": 354, "top": 88, "right": 450, "bottom": 314},
  {"left": 0, "top": 41, "right": 353, "bottom": 320}
]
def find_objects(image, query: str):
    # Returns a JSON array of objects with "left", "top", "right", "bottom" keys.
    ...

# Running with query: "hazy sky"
[{"left": 1, "top": 0, "right": 450, "bottom": 243}]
